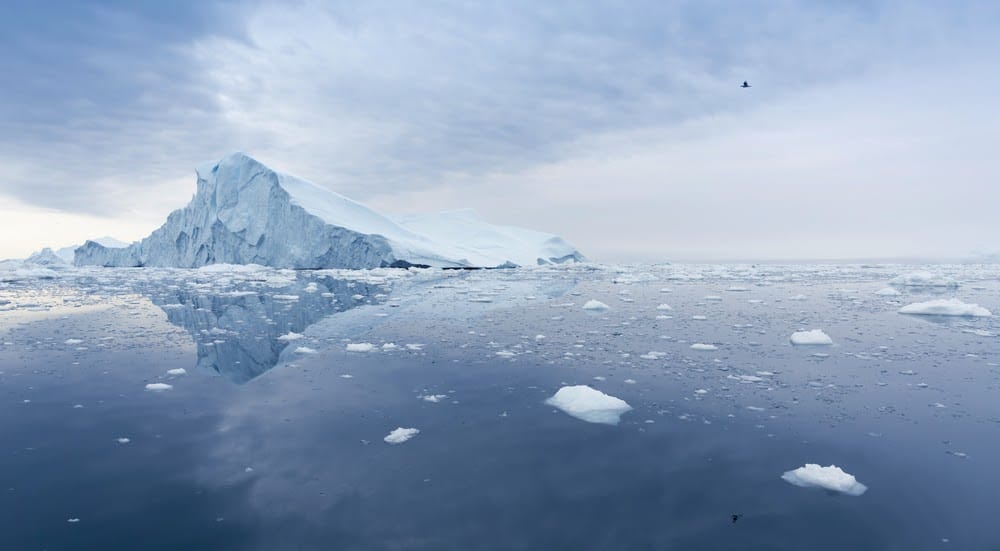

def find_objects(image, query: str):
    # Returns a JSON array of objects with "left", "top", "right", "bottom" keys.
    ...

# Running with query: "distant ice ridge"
[
  {"left": 545, "top": 385, "right": 632, "bottom": 425},
  {"left": 74, "top": 153, "right": 584, "bottom": 269},
  {"left": 899, "top": 299, "right": 991, "bottom": 317},
  {"left": 26, "top": 237, "right": 128, "bottom": 265},
  {"left": 889, "top": 271, "right": 958, "bottom": 288},
  {"left": 781, "top": 464, "right": 868, "bottom": 496}
]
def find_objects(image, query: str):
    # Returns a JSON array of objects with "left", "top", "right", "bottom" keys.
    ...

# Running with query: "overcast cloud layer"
[{"left": 1, "top": 0, "right": 997, "bottom": 261}]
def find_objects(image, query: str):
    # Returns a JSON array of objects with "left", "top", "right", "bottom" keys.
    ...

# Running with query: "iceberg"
[
  {"left": 781, "top": 464, "right": 868, "bottom": 496},
  {"left": 545, "top": 385, "right": 632, "bottom": 425},
  {"left": 899, "top": 299, "right": 991, "bottom": 317},
  {"left": 74, "top": 153, "right": 584, "bottom": 269}
]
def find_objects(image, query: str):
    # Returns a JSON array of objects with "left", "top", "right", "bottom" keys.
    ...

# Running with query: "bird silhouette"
[{"left": 741, "top": 81, "right": 751, "bottom": 88}]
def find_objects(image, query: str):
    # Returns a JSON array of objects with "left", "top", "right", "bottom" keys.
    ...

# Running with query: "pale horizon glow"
[{"left": 2, "top": 1, "right": 998, "bottom": 262}]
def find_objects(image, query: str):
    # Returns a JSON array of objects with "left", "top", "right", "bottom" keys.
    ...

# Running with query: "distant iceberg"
[
  {"left": 74, "top": 153, "right": 584, "bottom": 269},
  {"left": 899, "top": 299, "right": 991, "bottom": 317},
  {"left": 889, "top": 271, "right": 958, "bottom": 288}
]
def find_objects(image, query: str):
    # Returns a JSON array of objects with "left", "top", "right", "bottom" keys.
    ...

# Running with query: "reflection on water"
[{"left": 151, "top": 275, "right": 382, "bottom": 382}]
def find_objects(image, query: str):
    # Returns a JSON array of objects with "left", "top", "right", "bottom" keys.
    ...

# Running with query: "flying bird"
[{"left": 741, "top": 81, "right": 751, "bottom": 88}]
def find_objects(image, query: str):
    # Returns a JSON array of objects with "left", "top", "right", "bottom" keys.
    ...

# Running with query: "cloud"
[{"left": 1, "top": 1, "right": 998, "bottom": 259}]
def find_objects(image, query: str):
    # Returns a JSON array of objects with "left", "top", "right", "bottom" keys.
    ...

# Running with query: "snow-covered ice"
[
  {"left": 690, "top": 343, "right": 718, "bottom": 351},
  {"left": 145, "top": 383, "right": 173, "bottom": 391},
  {"left": 384, "top": 427, "right": 420, "bottom": 444},
  {"left": 545, "top": 385, "right": 632, "bottom": 425},
  {"left": 167, "top": 368, "right": 187, "bottom": 376},
  {"left": 790, "top": 329, "right": 834, "bottom": 345},
  {"left": 781, "top": 464, "right": 868, "bottom": 496},
  {"left": 346, "top": 343, "right": 375, "bottom": 352},
  {"left": 582, "top": 300, "right": 610, "bottom": 311},
  {"left": 898, "top": 299, "right": 991, "bottom": 317}
]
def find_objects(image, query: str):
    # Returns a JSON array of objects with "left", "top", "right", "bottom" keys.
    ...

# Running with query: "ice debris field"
[{"left": 1, "top": 262, "right": 999, "bottom": 548}]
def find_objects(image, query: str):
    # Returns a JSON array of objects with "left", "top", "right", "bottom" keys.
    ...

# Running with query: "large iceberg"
[{"left": 74, "top": 153, "right": 584, "bottom": 269}]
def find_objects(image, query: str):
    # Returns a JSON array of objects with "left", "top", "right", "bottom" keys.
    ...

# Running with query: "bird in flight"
[{"left": 741, "top": 81, "right": 751, "bottom": 88}]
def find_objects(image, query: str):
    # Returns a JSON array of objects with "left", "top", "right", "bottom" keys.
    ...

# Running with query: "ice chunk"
[
  {"left": 384, "top": 427, "right": 420, "bottom": 444},
  {"left": 277, "top": 332, "right": 304, "bottom": 341},
  {"left": 898, "top": 299, "right": 991, "bottom": 317},
  {"left": 790, "top": 329, "right": 833, "bottom": 345},
  {"left": 545, "top": 385, "right": 632, "bottom": 425},
  {"left": 582, "top": 300, "right": 610, "bottom": 311},
  {"left": 656, "top": 304, "right": 673, "bottom": 311},
  {"left": 421, "top": 394, "right": 447, "bottom": 403},
  {"left": 874, "top": 287, "right": 901, "bottom": 296},
  {"left": 294, "top": 346, "right": 318, "bottom": 354},
  {"left": 145, "top": 383, "right": 173, "bottom": 391},
  {"left": 781, "top": 464, "right": 868, "bottom": 496},
  {"left": 166, "top": 368, "right": 187, "bottom": 376},
  {"left": 346, "top": 343, "right": 375, "bottom": 352},
  {"left": 690, "top": 343, "right": 718, "bottom": 351}
]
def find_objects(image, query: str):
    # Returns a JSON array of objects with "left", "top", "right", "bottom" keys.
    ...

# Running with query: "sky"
[{"left": 1, "top": 0, "right": 998, "bottom": 262}]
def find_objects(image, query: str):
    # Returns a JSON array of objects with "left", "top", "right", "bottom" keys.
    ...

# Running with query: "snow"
[
  {"left": 690, "top": 343, "right": 718, "bottom": 351},
  {"left": 898, "top": 299, "right": 991, "bottom": 317},
  {"left": 545, "top": 385, "right": 632, "bottom": 425},
  {"left": 790, "top": 329, "right": 833, "bottom": 345},
  {"left": 384, "top": 427, "right": 420, "bottom": 444},
  {"left": 582, "top": 300, "right": 610, "bottom": 311},
  {"left": 346, "top": 343, "right": 375, "bottom": 352},
  {"left": 74, "top": 153, "right": 583, "bottom": 269},
  {"left": 890, "top": 271, "right": 958, "bottom": 288},
  {"left": 145, "top": 383, "right": 173, "bottom": 391},
  {"left": 781, "top": 464, "right": 868, "bottom": 496}
]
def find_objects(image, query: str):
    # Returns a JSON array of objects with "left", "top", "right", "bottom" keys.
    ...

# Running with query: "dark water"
[{"left": 1, "top": 265, "right": 998, "bottom": 550}]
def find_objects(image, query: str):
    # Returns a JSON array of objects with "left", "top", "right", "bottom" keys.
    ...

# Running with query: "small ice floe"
[
  {"left": 624, "top": 379, "right": 637, "bottom": 384},
  {"left": 272, "top": 294, "right": 300, "bottom": 301},
  {"left": 346, "top": 343, "right": 375, "bottom": 352},
  {"left": 67, "top": 518, "right": 80, "bottom": 523},
  {"left": 351, "top": 294, "right": 365, "bottom": 301},
  {"left": 704, "top": 295, "right": 723, "bottom": 301},
  {"left": 727, "top": 286, "right": 750, "bottom": 292},
  {"left": 656, "top": 304, "right": 673, "bottom": 311},
  {"left": 690, "top": 343, "right": 718, "bottom": 351},
  {"left": 166, "top": 368, "right": 186, "bottom": 376},
  {"left": 382, "top": 343, "right": 398, "bottom": 351},
  {"left": 64, "top": 339, "right": 83, "bottom": 345},
  {"left": 660, "top": 288, "right": 672, "bottom": 293},
  {"left": 545, "top": 385, "right": 632, "bottom": 425},
  {"left": 384, "top": 427, "right": 419, "bottom": 444},
  {"left": 340, "top": 374, "right": 354, "bottom": 379},
  {"left": 535, "top": 334, "right": 546, "bottom": 341},
  {"left": 746, "top": 406, "right": 766, "bottom": 411},
  {"left": 694, "top": 389, "right": 708, "bottom": 395},
  {"left": 582, "top": 300, "right": 610, "bottom": 311},
  {"left": 277, "top": 332, "right": 304, "bottom": 341},
  {"left": 889, "top": 271, "right": 958, "bottom": 288},
  {"left": 495, "top": 350, "right": 516, "bottom": 358},
  {"left": 790, "top": 329, "right": 833, "bottom": 345},
  {"left": 294, "top": 346, "right": 318, "bottom": 354},
  {"left": 692, "top": 315, "right": 707, "bottom": 320},
  {"left": 406, "top": 343, "right": 424, "bottom": 351},
  {"left": 898, "top": 299, "right": 991, "bottom": 317},
  {"left": 782, "top": 464, "right": 867, "bottom": 496},
  {"left": 875, "top": 287, "right": 901, "bottom": 296},
  {"left": 789, "top": 294, "right": 807, "bottom": 301},
  {"left": 420, "top": 394, "right": 447, "bottom": 403},
  {"left": 145, "top": 383, "right": 173, "bottom": 391},
  {"left": 117, "top": 437, "right": 131, "bottom": 444}
]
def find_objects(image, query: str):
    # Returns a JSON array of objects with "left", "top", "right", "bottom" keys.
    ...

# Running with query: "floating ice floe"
[
  {"left": 294, "top": 346, "right": 318, "bottom": 354},
  {"left": 145, "top": 383, "right": 173, "bottom": 391},
  {"left": 166, "top": 368, "right": 186, "bottom": 376},
  {"left": 898, "top": 299, "right": 991, "bottom": 317},
  {"left": 384, "top": 427, "right": 420, "bottom": 444},
  {"left": 874, "top": 287, "right": 901, "bottom": 296},
  {"left": 582, "top": 300, "right": 610, "bottom": 311},
  {"left": 790, "top": 329, "right": 834, "bottom": 345},
  {"left": 346, "top": 343, "right": 375, "bottom": 352},
  {"left": 545, "top": 385, "right": 632, "bottom": 425},
  {"left": 117, "top": 437, "right": 130, "bottom": 444},
  {"left": 690, "top": 343, "right": 718, "bottom": 351},
  {"left": 277, "top": 332, "right": 304, "bottom": 341},
  {"left": 421, "top": 394, "right": 447, "bottom": 403},
  {"left": 889, "top": 271, "right": 958, "bottom": 288},
  {"left": 656, "top": 304, "right": 673, "bottom": 311},
  {"left": 781, "top": 464, "right": 868, "bottom": 496}
]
